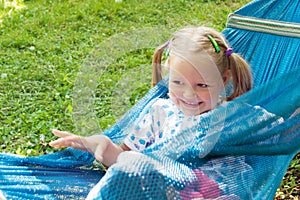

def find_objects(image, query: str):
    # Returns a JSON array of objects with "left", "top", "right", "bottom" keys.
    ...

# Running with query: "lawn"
[{"left": 0, "top": 0, "right": 299, "bottom": 199}]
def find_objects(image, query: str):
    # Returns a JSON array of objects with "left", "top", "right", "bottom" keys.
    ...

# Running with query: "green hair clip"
[{"left": 207, "top": 35, "right": 220, "bottom": 53}]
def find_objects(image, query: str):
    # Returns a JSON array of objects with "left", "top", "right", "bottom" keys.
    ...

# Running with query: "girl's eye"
[
  {"left": 173, "top": 81, "right": 184, "bottom": 85},
  {"left": 197, "top": 83, "right": 209, "bottom": 88}
]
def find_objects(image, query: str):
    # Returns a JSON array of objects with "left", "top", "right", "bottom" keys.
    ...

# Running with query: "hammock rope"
[{"left": 227, "top": 14, "right": 300, "bottom": 38}]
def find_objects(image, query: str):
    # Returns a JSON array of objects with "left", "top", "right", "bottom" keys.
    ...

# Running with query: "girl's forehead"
[
  {"left": 169, "top": 55, "right": 222, "bottom": 83},
  {"left": 169, "top": 54, "right": 218, "bottom": 73},
  {"left": 169, "top": 51, "right": 215, "bottom": 66}
]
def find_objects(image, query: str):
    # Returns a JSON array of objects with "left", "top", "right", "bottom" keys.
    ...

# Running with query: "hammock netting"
[{"left": 1, "top": 0, "right": 300, "bottom": 199}]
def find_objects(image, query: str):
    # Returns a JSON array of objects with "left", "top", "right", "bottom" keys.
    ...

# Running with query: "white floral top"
[
  {"left": 123, "top": 98, "right": 283, "bottom": 152},
  {"left": 124, "top": 98, "right": 205, "bottom": 151}
]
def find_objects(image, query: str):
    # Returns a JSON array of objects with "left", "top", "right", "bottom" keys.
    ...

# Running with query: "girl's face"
[{"left": 168, "top": 55, "right": 227, "bottom": 116}]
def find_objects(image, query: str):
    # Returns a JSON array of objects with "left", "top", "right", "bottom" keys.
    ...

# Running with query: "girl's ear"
[{"left": 222, "top": 69, "right": 231, "bottom": 85}]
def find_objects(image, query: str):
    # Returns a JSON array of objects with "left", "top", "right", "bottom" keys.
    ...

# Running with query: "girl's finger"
[
  {"left": 52, "top": 129, "right": 73, "bottom": 138},
  {"left": 53, "top": 136, "right": 93, "bottom": 152},
  {"left": 49, "top": 138, "right": 69, "bottom": 148},
  {"left": 66, "top": 136, "right": 91, "bottom": 151},
  {"left": 49, "top": 135, "right": 82, "bottom": 148}
]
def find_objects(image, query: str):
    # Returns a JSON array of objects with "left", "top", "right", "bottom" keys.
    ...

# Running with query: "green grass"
[
  {"left": 0, "top": 0, "right": 250, "bottom": 155},
  {"left": 0, "top": 0, "right": 299, "bottom": 199}
]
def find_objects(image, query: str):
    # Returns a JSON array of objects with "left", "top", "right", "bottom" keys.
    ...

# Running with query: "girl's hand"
[
  {"left": 49, "top": 129, "right": 98, "bottom": 153},
  {"left": 49, "top": 129, "right": 124, "bottom": 167}
]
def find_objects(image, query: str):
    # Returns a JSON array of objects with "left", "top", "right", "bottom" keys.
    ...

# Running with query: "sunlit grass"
[{"left": 0, "top": 0, "right": 25, "bottom": 23}]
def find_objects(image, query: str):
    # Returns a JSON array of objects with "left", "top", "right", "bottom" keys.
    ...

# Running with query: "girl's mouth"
[{"left": 180, "top": 99, "right": 203, "bottom": 109}]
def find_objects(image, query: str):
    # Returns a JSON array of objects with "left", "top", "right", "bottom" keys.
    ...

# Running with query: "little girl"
[{"left": 50, "top": 26, "right": 252, "bottom": 167}]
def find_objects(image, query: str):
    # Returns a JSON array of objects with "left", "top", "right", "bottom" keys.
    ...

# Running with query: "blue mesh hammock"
[{"left": 1, "top": 0, "right": 300, "bottom": 199}]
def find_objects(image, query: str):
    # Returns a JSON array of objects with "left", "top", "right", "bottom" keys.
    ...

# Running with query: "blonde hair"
[{"left": 152, "top": 26, "right": 252, "bottom": 101}]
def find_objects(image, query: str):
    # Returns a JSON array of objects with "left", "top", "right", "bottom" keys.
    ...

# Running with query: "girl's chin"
[
  {"left": 179, "top": 105, "right": 204, "bottom": 116},
  {"left": 181, "top": 109, "right": 202, "bottom": 116}
]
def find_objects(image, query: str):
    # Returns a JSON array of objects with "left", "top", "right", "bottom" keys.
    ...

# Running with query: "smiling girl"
[{"left": 49, "top": 26, "right": 252, "bottom": 167}]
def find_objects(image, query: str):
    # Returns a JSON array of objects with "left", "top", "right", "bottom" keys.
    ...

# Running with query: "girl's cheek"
[{"left": 169, "top": 91, "right": 180, "bottom": 106}]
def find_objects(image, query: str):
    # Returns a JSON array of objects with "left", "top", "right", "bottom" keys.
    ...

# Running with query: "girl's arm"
[{"left": 49, "top": 129, "right": 129, "bottom": 167}]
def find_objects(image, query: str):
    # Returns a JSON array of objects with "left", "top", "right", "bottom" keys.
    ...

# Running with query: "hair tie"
[
  {"left": 163, "top": 41, "right": 170, "bottom": 48},
  {"left": 163, "top": 41, "right": 171, "bottom": 57},
  {"left": 207, "top": 35, "right": 220, "bottom": 53},
  {"left": 225, "top": 48, "right": 233, "bottom": 56}
]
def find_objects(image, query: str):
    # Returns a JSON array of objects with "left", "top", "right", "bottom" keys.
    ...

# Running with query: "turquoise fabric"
[{"left": 0, "top": 0, "right": 299, "bottom": 199}]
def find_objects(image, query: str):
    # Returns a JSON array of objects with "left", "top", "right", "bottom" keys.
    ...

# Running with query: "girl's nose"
[{"left": 183, "top": 87, "right": 197, "bottom": 99}]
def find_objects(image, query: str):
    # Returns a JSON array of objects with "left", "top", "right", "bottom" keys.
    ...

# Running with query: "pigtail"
[
  {"left": 227, "top": 53, "right": 252, "bottom": 101},
  {"left": 152, "top": 42, "right": 169, "bottom": 87}
]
